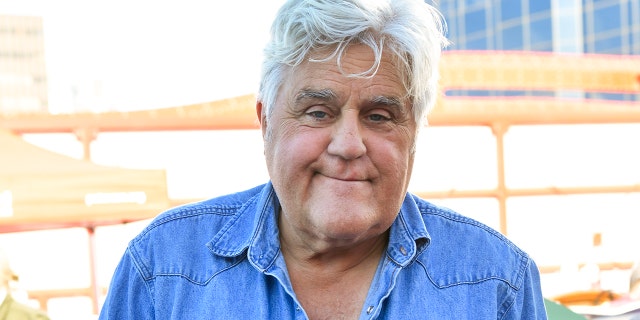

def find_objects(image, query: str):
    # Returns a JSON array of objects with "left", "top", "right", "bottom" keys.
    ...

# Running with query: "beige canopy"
[{"left": 0, "top": 130, "right": 170, "bottom": 233}]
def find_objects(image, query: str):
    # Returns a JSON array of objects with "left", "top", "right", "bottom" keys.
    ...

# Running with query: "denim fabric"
[{"left": 99, "top": 182, "right": 547, "bottom": 319}]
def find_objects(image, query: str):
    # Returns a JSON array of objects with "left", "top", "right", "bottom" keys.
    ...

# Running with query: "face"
[{"left": 258, "top": 44, "right": 417, "bottom": 248}]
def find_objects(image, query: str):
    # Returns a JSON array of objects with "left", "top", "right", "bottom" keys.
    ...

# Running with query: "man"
[{"left": 99, "top": 0, "right": 548, "bottom": 319}]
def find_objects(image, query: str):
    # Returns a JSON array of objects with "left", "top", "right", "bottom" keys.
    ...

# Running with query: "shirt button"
[
  {"left": 399, "top": 246, "right": 407, "bottom": 256},
  {"left": 366, "top": 306, "right": 374, "bottom": 314}
]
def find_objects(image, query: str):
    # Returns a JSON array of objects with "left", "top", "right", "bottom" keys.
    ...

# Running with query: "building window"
[
  {"left": 465, "top": 8, "right": 488, "bottom": 35},
  {"left": 503, "top": 25, "right": 524, "bottom": 49},
  {"left": 530, "top": 17, "right": 553, "bottom": 50},
  {"left": 593, "top": 4, "right": 622, "bottom": 33},
  {"left": 465, "top": 0, "right": 486, "bottom": 9},
  {"left": 500, "top": 0, "right": 522, "bottom": 21},
  {"left": 466, "top": 35, "right": 489, "bottom": 49},
  {"left": 593, "top": 35, "right": 623, "bottom": 53},
  {"left": 529, "top": 0, "right": 551, "bottom": 14}
]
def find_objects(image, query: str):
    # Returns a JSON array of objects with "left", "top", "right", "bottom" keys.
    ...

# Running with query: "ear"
[{"left": 256, "top": 100, "right": 268, "bottom": 139}]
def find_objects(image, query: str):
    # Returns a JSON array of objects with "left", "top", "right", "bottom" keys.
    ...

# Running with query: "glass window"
[
  {"left": 593, "top": 4, "right": 622, "bottom": 33},
  {"left": 500, "top": 0, "right": 522, "bottom": 21},
  {"left": 502, "top": 25, "right": 524, "bottom": 49},
  {"left": 530, "top": 17, "right": 553, "bottom": 47},
  {"left": 556, "top": 14, "right": 580, "bottom": 41},
  {"left": 593, "top": 35, "right": 623, "bottom": 53},
  {"left": 530, "top": 41, "right": 553, "bottom": 51},
  {"left": 444, "top": 12, "right": 458, "bottom": 41},
  {"left": 503, "top": 90, "right": 528, "bottom": 96},
  {"left": 465, "top": 8, "right": 487, "bottom": 34},
  {"left": 444, "top": 89, "right": 469, "bottom": 97},
  {"left": 557, "top": 0, "right": 577, "bottom": 10},
  {"left": 628, "top": 6, "right": 636, "bottom": 54},
  {"left": 466, "top": 36, "right": 488, "bottom": 49},
  {"left": 586, "top": 92, "right": 630, "bottom": 101},
  {"left": 592, "top": 0, "right": 615, "bottom": 5},
  {"left": 528, "top": 0, "right": 551, "bottom": 14},
  {"left": 437, "top": 1, "right": 452, "bottom": 12},
  {"left": 554, "top": 13, "right": 582, "bottom": 53},
  {"left": 530, "top": 90, "right": 555, "bottom": 97},
  {"left": 465, "top": 0, "right": 486, "bottom": 8}
]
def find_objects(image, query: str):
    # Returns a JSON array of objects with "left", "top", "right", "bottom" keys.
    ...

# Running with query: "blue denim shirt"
[{"left": 99, "top": 183, "right": 547, "bottom": 319}]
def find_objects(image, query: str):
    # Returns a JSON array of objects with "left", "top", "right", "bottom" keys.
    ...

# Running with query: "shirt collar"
[
  {"left": 208, "top": 183, "right": 431, "bottom": 270},
  {"left": 387, "top": 193, "right": 431, "bottom": 267},
  {"left": 206, "top": 182, "right": 278, "bottom": 260}
]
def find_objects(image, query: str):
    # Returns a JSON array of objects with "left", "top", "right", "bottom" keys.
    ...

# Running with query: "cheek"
[
  {"left": 373, "top": 135, "right": 415, "bottom": 170},
  {"left": 265, "top": 127, "right": 327, "bottom": 171}
]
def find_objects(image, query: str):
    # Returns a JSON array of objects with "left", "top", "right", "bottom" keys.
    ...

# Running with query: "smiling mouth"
[{"left": 317, "top": 172, "right": 369, "bottom": 182}]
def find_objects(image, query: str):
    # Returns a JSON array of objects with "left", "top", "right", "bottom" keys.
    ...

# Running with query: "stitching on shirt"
[
  {"left": 147, "top": 256, "right": 247, "bottom": 286},
  {"left": 415, "top": 200, "right": 530, "bottom": 291},
  {"left": 417, "top": 201, "right": 526, "bottom": 261},
  {"left": 209, "top": 193, "right": 262, "bottom": 256},
  {"left": 497, "top": 279, "right": 518, "bottom": 320}
]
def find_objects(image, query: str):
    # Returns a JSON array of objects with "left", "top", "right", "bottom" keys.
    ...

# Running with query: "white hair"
[{"left": 258, "top": 0, "right": 448, "bottom": 126}]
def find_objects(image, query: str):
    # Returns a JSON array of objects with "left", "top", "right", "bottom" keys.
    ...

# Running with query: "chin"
[{"left": 315, "top": 216, "right": 384, "bottom": 240}]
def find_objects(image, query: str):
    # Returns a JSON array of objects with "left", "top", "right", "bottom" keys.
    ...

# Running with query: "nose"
[{"left": 327, "top": 111, "right": 366, "bottom": 160}]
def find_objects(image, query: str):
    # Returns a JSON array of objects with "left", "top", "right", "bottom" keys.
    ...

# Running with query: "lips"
[
  {"left": 317, "top": 172, "right": 370, "bottom": 184},
  {"left": 316, "top": 171, "right": 370, "bottom": 182}
]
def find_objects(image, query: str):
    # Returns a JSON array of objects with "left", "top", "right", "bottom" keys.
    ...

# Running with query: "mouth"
[{"left": 316, "top": 172, "right": 369, "bottom": 182}]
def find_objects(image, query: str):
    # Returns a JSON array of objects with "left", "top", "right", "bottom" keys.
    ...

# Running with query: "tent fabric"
[
  {"left": 0, "top": 130, "right": 169, "bottom": 233},
  {"left": 545, "top": 298, "right": 588, "bottom": 320}
]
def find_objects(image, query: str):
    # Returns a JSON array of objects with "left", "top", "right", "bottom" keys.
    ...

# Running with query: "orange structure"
[{"left": 1, "top": 50, "right": 639, "bottom": 312}]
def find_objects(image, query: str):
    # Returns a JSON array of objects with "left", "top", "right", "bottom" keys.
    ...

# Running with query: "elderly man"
[{"left": 99, "top": 0, "right": 547, "bottom": 319}]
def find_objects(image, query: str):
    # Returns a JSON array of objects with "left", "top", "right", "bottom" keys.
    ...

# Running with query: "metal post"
[
  {"left": 491, "top": 123, "right": 509, "bottom": 235},
  {"left": 87, "top": 227, "right": 100, "bottom": 314}
]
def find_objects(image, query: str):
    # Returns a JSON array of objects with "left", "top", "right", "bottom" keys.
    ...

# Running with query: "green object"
[{"left": 545, "top": 298, "right": 588, "bottom": 320}]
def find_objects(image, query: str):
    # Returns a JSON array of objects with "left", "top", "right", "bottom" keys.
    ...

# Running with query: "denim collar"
[{"left": 207, "top": 182, "right": 431, "bottom": 270}]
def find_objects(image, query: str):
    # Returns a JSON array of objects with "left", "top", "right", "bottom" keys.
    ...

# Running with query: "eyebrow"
[
  {"left": 370, "top": 95, "right": 403, "bottom": 108},
  {"left": 295, "top": 89, "right": 338, "bottom": 104},
  {"left": 294, "top": 89, "right": 404, "bottom": 110}
]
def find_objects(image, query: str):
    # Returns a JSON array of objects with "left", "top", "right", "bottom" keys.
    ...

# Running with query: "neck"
[
  {"left": 280, "top": 228, "right": 388, "bottom": 320},
  {"left": 280, "top": 229, "right": 388, "bottom": 277}
]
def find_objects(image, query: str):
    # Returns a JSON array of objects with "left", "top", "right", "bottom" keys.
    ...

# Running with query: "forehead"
[{"left": 283, "top": 45, "right": 408, "bottom": 102}]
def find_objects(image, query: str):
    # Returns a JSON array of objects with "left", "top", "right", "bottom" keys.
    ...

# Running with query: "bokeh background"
[{"left": 1, "top": 0, "right": 639, "bottom": 319}]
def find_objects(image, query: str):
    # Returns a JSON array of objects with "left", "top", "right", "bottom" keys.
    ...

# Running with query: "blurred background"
[{"left": 0, "top": 0, "right": 639, "bottom": 319}]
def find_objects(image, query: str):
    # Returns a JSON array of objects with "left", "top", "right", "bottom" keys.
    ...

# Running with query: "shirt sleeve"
[
  {"left": 99, "top": 247, "right": 155, "bottom": 320},
  {"left": 503, "top": 258, "right": 549, "bottom": 320}
]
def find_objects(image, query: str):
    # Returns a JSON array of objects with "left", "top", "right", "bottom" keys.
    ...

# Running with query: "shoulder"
[
  {"left": 124, "top": 184, "right": 266, "bottom": 281},
  {"left": 135, "top": 184, "right": 265, "bottom": 241},
  {"left": 412, "top": 195, "right": 533, "bottom": 290},
  {"left": 413, "top": 196, "right": 518, "bottom": 253}
]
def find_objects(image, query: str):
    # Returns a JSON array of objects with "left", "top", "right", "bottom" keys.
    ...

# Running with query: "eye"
[
  {"left": 300, "top": 106, "right": 335, "bottom": 127},
  {"left": 366, "top": 111, "right": 392, "bottom": 123},
  {"left": 308, "top": 110, "right": 329, "bottom": 119}
]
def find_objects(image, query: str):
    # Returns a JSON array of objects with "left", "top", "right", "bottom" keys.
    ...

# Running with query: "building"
[
  {"left": 432, "top": 0, "right": 640, "bottom": 297},
  {"left": 437, "top": 0, "right": 640, "bottom": 54},
  {"left": 0, "top": 15, "right": 48, "bottom": 114},
  {"left": 436, "top": 0, "right": 640, "bottom": 101}
]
